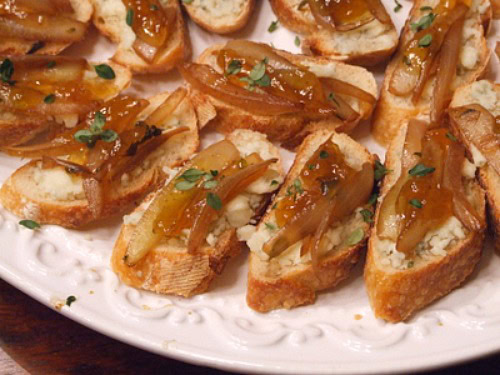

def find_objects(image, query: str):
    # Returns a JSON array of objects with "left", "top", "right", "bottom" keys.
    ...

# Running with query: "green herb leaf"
[
  {"left": 182, "top": 0, "right": 193, "bottom": 3},
  {"left": 368, "top": 193, "right": 379, "bottom": 206},
  {"left": 179, "top": 168, "right": 206, "bottom": 182},
  {"left": 175, "top": 180, "right": 197, "bottom": 191},
  {"left": 226, "top": 59, "right": 242, "bottom": 75},
  {"left": 270, "top": 179, "right": 279, "bottom": 186},
  {"left": 74, "top": 129, "right": 94, "bottom": 144},
  {"left": 207, "top": 192, "right": 222, "bottom": 211},
  {"left": 91, "top": 112, "right": 106, "bottom": 132},
  {"left": 360, "top": 209, "right": 374, "bottom": 223},
  {"left": 249, "top": 59, "right": 267, "bottom": 81},
  {"left": 411, "top": 13, "right": 436, "bottom": 32},
  {"left": 293, "top": 178, "right": 304, "bottom": 194},
  {"left": 268, "top": 20, "right": 279, "bottom": 32},
  {"left": 150, "top": 4, "right": 159, "bottom": 10},
  {"left": 420, "top": 6, "right": 433, "bottom": 11},
  {"left": 308, "top": 163, "right": 316, "bottom": 170},
  {"left": 418, "top": 34, "right": 433, "bottom": 47},
  {"left": 446, "top": 132, "right": 457, "bottom": 142},
  {"left": 298, "top": 0, "right": 308, "bottom": 10},
  {"left": 0, "top": 58, "right": 14, "bottom": 84},
  {"left": 99, "top": 129, "right": 118, "bottom": 142},
  {"left": 210, "top": 170, "right": 218, "bottom": 177},
  {"left": 294, "top": 36, "right": 301, "bottom": 46},
  {"left": 409, "top": 199, "right": 423, "bottom": 208},
  {"left": 43, "top": 94, "right": 55, "bottom": 104},
  {"left": 19, "top": 219, "right": 40, "bottom": 230},
  {"left": 47, "top": 61, "right": 56, "bottom": 69},
  {"left": 409, "top": 163, "right": 435, "bottom": 177},
  {"left": 255, "top": 74, "right": 271, "bottom": 87},
  {"left": 203, "top": 180, "right": 218, "bottom": 189},
  {"left": 407, "top": 260, "right": 415, "bottom": 269},
  {"left": 346, "top": 228, "right": 364, "bottom": 246},
  {"left": 394, "top": 0, "right": 402, "bottom": 12},
  {"left": 265, "top": 223, "right": 276, "bottom": 230},
  {"left": 94, "top": 64, "right": 116, "bottom": 80},
  {"left": 319, "top": 150, "right": 329, "bottom": 159},
  {"left": 126, "top": 8, "right": 134, "bottom": 26},
  {"left": 374, "top": 160, "right": 390, "bottom": 181},
  {"left": 65, "top": 295, "right": 76, "bottom": 306}
]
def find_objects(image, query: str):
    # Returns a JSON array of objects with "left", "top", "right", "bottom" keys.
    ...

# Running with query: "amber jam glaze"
[
  {"left": 275, "top": 140, "right": 356, "bottom": 227},
  {"left": 309, "top": 0, "right": 374, "bottom": 29},
  {"left": 0, "top": 0, "right": 74, "bottom": 16},
  {"left": 396, "top": 128, "right": 455, "bottom": 255},
  {"left": 216, "top": 49, "right": 333, "bottom": 113},
  {"left": 155, "top": 153, "right": 264, "bottom": 238}
]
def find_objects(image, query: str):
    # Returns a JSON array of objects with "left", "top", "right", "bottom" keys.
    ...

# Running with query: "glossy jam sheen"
[
  {"left": 0, "top": 0, "right": 73, "bottom": 16},
  {"left": 275, "top": 140, "right": 355, "bottom": 227},
  {"left": 216, "top": 49, "right": 330, "bottom": 112},
  {"left": 396, "top": 129, "right": 455, "bottom": 255},
  {"left": 122, "top": 0, "right": 169, "bottom": 48},
  {"left": 309, "top": 0, "right": 374, "bottom": 29}
]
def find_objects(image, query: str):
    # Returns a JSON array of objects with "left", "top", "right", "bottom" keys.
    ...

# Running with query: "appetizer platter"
[{"left": 0, "top": 0, "right": 499, "bottom": 374}]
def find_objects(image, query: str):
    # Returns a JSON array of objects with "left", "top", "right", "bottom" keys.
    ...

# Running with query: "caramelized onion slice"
[
  {"left": 305, "top": 162, "right": 374, "bottom": 270},
  {"left": 187, "top": 158, "right": 277, "bottom": 254},
  {"left": 146, "top": 88, "right": 187, "bottom": 126},
  {"left": 224, "top": 40, "right": 298, "bottom": 71},
  {"left": 450, "top": 104, "right": 500, "bottom": 176},
  {"left": 11, "top": 56, "right": 87, "bottom": 83},
  {"left": 377, "top": 120, "right": 427, "bottom": 240},
  {"left": 133, "top": 38, "right": 159, "bottom": 64},
  {"left": 431, "top": 15, "right": 464, "bottom": 125},
  {"left": 0, "top": 14, "right": 86, "bottom": 42},
  {"left": 307, "top": 0, "right": 375, "bottom": 31},
  {"left": 124, "top": 140, "right": 241, "bottom": 266},
  {"left": 365, "top": 0, "right": 392, "bottom": 24},
  {"left": 321, "top": 77, "right": 376, "bottom": 106},
  {"left": 179, "top": 63, "right": 302, "bottom": 116}
]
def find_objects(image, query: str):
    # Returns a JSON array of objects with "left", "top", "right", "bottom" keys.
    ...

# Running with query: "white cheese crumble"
[
  {"left": 470, "top": 143, "right": 487, "bottom": 167},
  {"left": 33, "top": 167, "right": 84, "bottom": 200}
]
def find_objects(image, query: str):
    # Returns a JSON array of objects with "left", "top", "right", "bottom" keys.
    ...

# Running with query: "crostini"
[
  {"left": 182, "top": 0, "right": 255, "bottom": 34},
  {"left": 0, "top": 56, "right": 131, "bottom": 148},
  {"left": 0, "top": 88, "right": 199, "bottom": 228},
  {"left": 269, "top": 0, "right": 399, "bottom": 66},
  {"left": 91, "top": 0, "right": 191, "bottom": 74},
  {"left": 111, "top": 130, "right": 284, "bottom": 297},
  {"left": 365, "top": 120, "right": 486, "bottom": 322},
  {"left": 449, "top": 80, "right": 499, "bottom": 252},
  {"left": 245, "top": 130, "right": 375, "bottom": 312},
  {"left": 181, "top": 40, "right": 378, "bottom": 149},
  {"left": 372, "top": 0, "right": 492, "bottom": 146},
  {"left": 0, "top": 0, "right": 93, "bottom": 56}
]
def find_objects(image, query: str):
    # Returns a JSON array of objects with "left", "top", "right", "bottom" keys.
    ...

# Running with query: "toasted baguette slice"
[
  {"left": 91, "top": 0, "right": 191, "bottom": 74},
  {"left": 191, "top": 44, "right": 378, "bottom": 147},
  {"left": 449, "top": 80, "right": 500, "bottom": 252},
  {"left": 182, "top": 0, "right": 254, "bottom": 34},
  {"left": 111, "top": 130, "right": 284, "bottom": 297},
  {"left": 269, "top": 0, "right": 398, "bottom": 66},
  {"left": 0, "top": 0, "right": 93, "bottom": 56},
  {"left": 0, "top": 60, "right": 131, "bottom": 148},
  {"left": 365, "top": 123, "right": 487, "bottom": 323},
  {"left": 372, "top": 0, "right": 492, "bottom": 146},
  {"left": 245, "top": 130, "right": 375, "bottom": 312},
  {"left": 0, "top": 90, "right": 199, "bottom": 228}
]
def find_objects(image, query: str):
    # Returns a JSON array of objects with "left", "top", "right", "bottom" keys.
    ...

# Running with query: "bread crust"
[
  {"left": 192, "top": 44, "right": 378, "bottom": 147},
  {"left": 269, "top": 0, "right": 398, "bottom": 66},
  {"left": 372, "top": 0, "right": 492, "bottom": 146},
  {"left": 0, "top": 91, "right": 200, "bottom": 228},
  {"left": 183, "top": 0, "right": 255, "bottom": 34},
  {"left": 365, "top": 122, "right": 487, "bottom": 322},
  {"left": 91, "top": 0, "right": 191, "bottom": 74},
  {"left": 246, "top": 130, "right": 375, "bottom": 312},
  {"left": 0, "top": 0, "right": 93, "bottom": 56}
]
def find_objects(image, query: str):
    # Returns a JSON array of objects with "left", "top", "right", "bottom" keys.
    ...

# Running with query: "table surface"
[{"left": 1, "top": 278, "right": 499, "bottom": 375}]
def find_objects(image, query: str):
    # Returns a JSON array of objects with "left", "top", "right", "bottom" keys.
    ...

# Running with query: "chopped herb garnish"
[
  {"left": 74, "top": 112, "right": 118, "bottom": 148},
  {"left": 0, "top": 58, "right": 15, "bottom": 85},
  {"left": 268, "top": 20, "right": 279, "bottom": 33},
  {"left": 418, "top": 34, "right": 433, "bottom": 47},
  {"left": 409, "top": 163, "right": 435, "bottom": 177},
  {"left": 374, "top": 160, "right": 390, "bottom": 181},
  {"left": 180, "top": 168, "right": 206, "bottom": 182},
  {"left": 19, "top": 219, "right": 40, "bottom": 230},
  {"left": 319, "top": 150, "right": 329, "bottom": 159},
  {"left": 150, "top": 4, "right": 159, "bottom": 10},
  {"left": 368, "top": 192, "right": 379, "bottom": 206},
  {"left": 265, "top": 223, "right": 276, "bottom": 230},
  {"left": 272, "top": 203, "right": 277, "bottom": 209},
  {"left": 360, "top": 209, "right": 374, "bottom": 223},
  {"left": 286, "top": 178, "right": 304, "bottom": 200},
  {"left": 126, "top": 9, "right": 134, "bottom": 26},
  {"left": 298, "top": 0, "right": 308, "bottom": 10},
  {"left": 407, "top": 260, "right": 415, "bottom": 269},
  {"left": 206, "top": 192, "right": 222, "bottom": 210},
  {"left": 446, "top": 132, "right": 457, "bottom": 142},
  {"left": 240, "top": 58, "right": 271, "bottom": 90},
  {"left": 210, "top": 170, "right": 218, "bottom": 177},
  {"left": 411, "top": 13, "right": 436, "bottom": 32},
  {"left": 328, "top": 92, "right": 340, "bottom": 106},
  {"left": 346, "top": 228, "right": 364, "bottom": 246},
  {"left": 270, "top": 179, "right": 279, "bottom": 186},
  {"left": 294, "top": 36, "right": 301, "bottom": 47},
  {"left": 182, "top": 0, "right": 193, "bottom": 3},
  {"left": 420, "top": 6, "right": 433, "bottom": 11},
  {"left": 293, "top": 178, "right": 303, "bottom": 194},
  {"left": 94, "top": 64, "right": 116, "bottom": 80},
  {"left": 226, "top": 59, "right": 242, "bottom": 76},
  {"left": 65, "top": 295, "right": 76, "bottom": 307},
  {"left": 175, "top": 180, "right": 197, "bottom": 191},
  {"left": 44, "top": 94, "right": 55, "bottom": 104},
  {"left": 47, "top": 61, "right": 56, "bottom": 69},
  {"left": 203, "top": 180, "right": 218, "bottom": 189},
  {"left": 394, "top": 0, "right": 402, "bottom": 12},
  {"left": 308, "top": 163, "right": 316, "bottom": 170},
  {"left": 409, "top": 199, "right": 423, "bottom": 208}
]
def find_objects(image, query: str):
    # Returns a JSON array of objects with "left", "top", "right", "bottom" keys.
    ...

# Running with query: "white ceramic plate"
[{"left": 1, "top": 1, "right": 499, "bottom": 374}]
